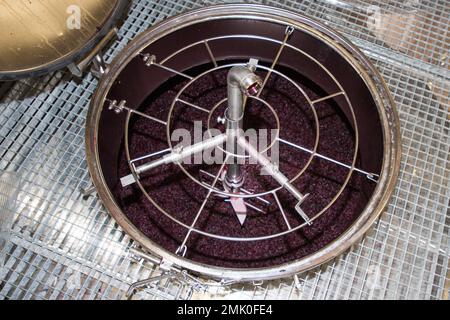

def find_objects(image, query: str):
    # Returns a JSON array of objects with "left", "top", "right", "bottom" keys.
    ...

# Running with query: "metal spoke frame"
[{"left": 118, "top": 30, "right": 379, "bottom": 243}]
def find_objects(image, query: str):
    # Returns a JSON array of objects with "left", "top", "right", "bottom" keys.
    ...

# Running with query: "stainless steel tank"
[{"left": 85, "top": 4, "right": 401, "bottom": 283}]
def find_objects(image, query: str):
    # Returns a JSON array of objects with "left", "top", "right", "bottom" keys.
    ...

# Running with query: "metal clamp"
[
  {"left": 68, "top": 27, "right": 118, "bottom": 78},
  {"left": 125, "top": 246, "right": 237, "bottom": 299}
]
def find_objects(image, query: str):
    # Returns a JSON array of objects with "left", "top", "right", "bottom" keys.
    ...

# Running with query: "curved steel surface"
[{"left": 0, "top": 0, "right": 129, "bottom": 80}]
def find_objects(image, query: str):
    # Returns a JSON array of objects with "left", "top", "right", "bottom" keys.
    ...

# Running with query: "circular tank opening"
[{"left": 86, "top": 5, "right": 400, "bottom": 281}]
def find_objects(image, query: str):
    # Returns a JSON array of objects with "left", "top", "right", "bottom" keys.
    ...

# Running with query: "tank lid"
[{"left": 0, "top": 0, "right": 129, "bottom": 80}]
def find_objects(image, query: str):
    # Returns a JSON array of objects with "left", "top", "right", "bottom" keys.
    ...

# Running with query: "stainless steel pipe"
[{"left": 224, "top": 65, "right": 262, "bottom": 191}]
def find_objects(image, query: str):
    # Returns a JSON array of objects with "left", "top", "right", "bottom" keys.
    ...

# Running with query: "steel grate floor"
[{"left": 0, "top": 0, "right": 448, "bottom": 300}]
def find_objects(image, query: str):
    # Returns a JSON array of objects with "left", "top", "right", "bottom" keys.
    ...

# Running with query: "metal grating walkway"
[{"left": 0, "top": 0, "right": 448, "bottom": 300}]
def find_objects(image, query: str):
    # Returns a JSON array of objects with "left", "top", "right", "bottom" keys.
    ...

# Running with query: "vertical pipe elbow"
[{"left": 227, "top": 66, "right": 262, "bottom": 97}]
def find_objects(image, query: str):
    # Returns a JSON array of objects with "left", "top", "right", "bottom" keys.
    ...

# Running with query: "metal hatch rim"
[{"left": 85, "top": 4, "right": 401, "bottom": 281}]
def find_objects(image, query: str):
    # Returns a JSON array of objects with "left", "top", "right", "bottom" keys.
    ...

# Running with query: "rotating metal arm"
[
  {"left": 121, "top": 133, "right": 226, "bottom": 187},
  {"left": 236, "top": 136, "right": 311, "bottom": 225}
]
